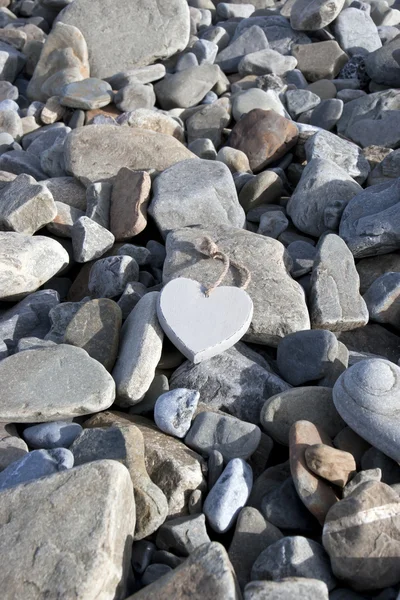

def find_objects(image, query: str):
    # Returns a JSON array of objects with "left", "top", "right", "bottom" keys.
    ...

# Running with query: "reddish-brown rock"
[
  {"left": 227, "top": 109, "right": 298, "bottom": 173},
  {"left": 305, "top": 444, "right": 356, "bottom": 488},
  {"left": 110, "top": 168, "right": 151, "bottom": 240},
  {"left": 290, "top": 420, "right": 339, "bottom": 525}
]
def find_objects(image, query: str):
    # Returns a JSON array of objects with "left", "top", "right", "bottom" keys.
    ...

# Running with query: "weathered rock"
[
  {"left": 114, "top": 82, "right": 155, "bottom": 113},
  {"left": 261, "top": 387, "right": 345, "bottom": 445},
  {"left": 0, "top": 232, "right": 68, "bottom": 301},
  {"left": 292, "top": 41, "right": 348, "bottom": 82},
  {"left": 59, "top": 0, "right": 190, "bottom": 79},
  {"left": 88, "top": 255, "right": 139, "bottom": 298},
  {"left": 120, "top": 108, "right": 185, "bottom": 142},
  {"left": 149, "top": 159, "right": 245, "bottom": 238},
  {"left": 60, "top": 78, "right": 113, "bottom": 109},
  {"left": 305, "top": 444, "right": 356, "bottom": 487},
  {"left": 287, "top": 240, "right": 316, "bottom": 278},
  {"left": 0, "top": 344, "right": 115, "bottom": 422},
  {"left": 238, "top": 49, "right": 297, "bottom": 77},
  {"left": 86, "top": 180, "right": 111, "bottom": 229},
  {"left": 215, "top": 25, "right": 269, "bottom": 74},
  {"left": 290, "top": 0, "right": 345, "bottom": 31},
  {"left": 44, "top": 176, "right": 86, "bottom": 210},
  {"left": 343, "top": 468, "right": 382, "bottom": 498},
  {"left": 155, "top": 514, "right": 210, "bottom": 556},
  {"left": 112, "top": 292, "right": 163, "bottom": 406},
  {"left": 309, "top": 233, "right": 369, "bottom": 331},
  {"left": 333, "top": 358, "right": 400, "bottom": 463},
  {"left": 72, "top": 216, "right": 114, "bottom": 262},
  {"left": 187, "top": 104, "right": 230, "bottom": 148},
  {"left": 323, "top": 480, "right": 400, "bottom": 590},
  {"left": 154, "top": 389, "right": 199, "bottom": 439},
  {"left": 232, "top": 16, "right": 311, "bottom": 56},
  {"left": 365, "top": 36, "right": 400, "bottom": 87},
  {"left": 285, "top": 88, "right": 320, "bottom": 119},
  {"left": 47, "top": 201, "right": 84, "bottom": 238},
  {"left": 163, "top": 225, "right": 309, "bottom": 346},
  {"left": 154, "top": 65, "right": 220, "bottom": 110},
  {"left": 239, "top": 171, "right": 283, "bottom": 212},
  {"left": 0, "top": 460, "right": 135, "bottom": 600},
  {"left": 110, "top": 168, "right": 151, "bottom": 241},
  {"left": 333, "top": 8, "right": 382, "bottom": 57},
  {"left": 228, "top": 109, "right": 298, "bottom": 173},
  {"left": 0, "top": 150, "right": 48, "bottom": 180},
  {"left": 244, "top": 579, "right": 329, "bottom": 600},
  {"left": 232, "top": 88, "right": 286, "bottom": 121},
  {"left": 363, "top": 272, "right": 400, "bottom": 327},
  {"left": 64, "top": 125, "right": 195, "bottom": 185}
]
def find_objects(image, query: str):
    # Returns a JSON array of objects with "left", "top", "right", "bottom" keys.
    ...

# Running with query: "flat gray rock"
[
  {"left": 310, "top": 233, "right": 369, "bottom": 331},
  {"left": 285, "top": 89, "right": 320, "bottom": 119},
  {"left": 154, "top": 65, "right": 220, "bottom": 110},
  {"left": 333, "top": 8, "right": 382, "bottom": 57},
  {"left": 245, "top": 579, "right": 329, "bottom": 600},
  {"left": 339, "top": 178, "right": 400, "bottom": 258},
  {"left": 215, "top": 25, "right": 269, "bottom": 74},
  {"left": 88, "top": 255, "right": 139, "bottom": 298},
  {"left": 149, "top": 159, "right": 245, "bottom": 239},
  {"left": 64, "top": 125, "right": 195, "bottom": 185},
  {"left": 0, "top": 460, "right": 135, "bottom": 600},
  {"left": 0, "top": 232, "right": 69, "bottom": 301},
  {"left": 233, "top": 16, "right": 311, "bottom": 56},
  {"left": 59, "top": 0, "right": 190, "bottom": 79},
  {"left": 0, "top": 344, "right": 115, "bottom": 422},
  {"left": 333, "top": 359, "right": 400, "bottom": 462},
  {"left": 238, "top": 48, "right": 297, "bottom": 77},
  {"left": 60, "top": 78, "right": 113, "bottom": 109},
  {"left": 0, "top": 448, "right": 73, "bottom": 492},
  {"left": 163, "top": 225, "right": 310, "bottom": 346},
  {"left": 290, "top": 0, "right": 345, "bottom": 31},
  {"left": 286, "top": 158, "right": 362, "bottom": 237},
  {"left": 310, "top": 99, "right": 343, "bottom": 131},
  {"left": 43, "top": 176, "right": 86, "bottom": 210}
]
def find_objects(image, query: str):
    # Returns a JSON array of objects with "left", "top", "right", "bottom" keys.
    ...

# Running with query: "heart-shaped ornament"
[{"left": 157, "top": 277, "right": 253, "bottom": 364}]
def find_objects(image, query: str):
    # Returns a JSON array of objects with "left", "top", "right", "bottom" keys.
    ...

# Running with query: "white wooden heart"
[{"left": 157, "top": 277, "right": 253, "bottom": 364}]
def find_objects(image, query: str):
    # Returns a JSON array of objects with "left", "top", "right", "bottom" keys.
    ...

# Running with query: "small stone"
[
  {"left": 185, "top": 411, "right": 261, "bottom": 461},
  {"left": 47, "top": 201, "right": 84, "bottom": 238},
  {"left": 277, "top": 330, "right": 339, "bottom": 386},
  {"left": 290, "top": 0, "right": 345, "bottom": 31},
  {"left": 188, "top": 489, "right": 203, "bottom": 514},
  {"left": 208, "top": 448, "right": 224, "bottom": 490},
  {"left": 287, "top": 240, "right": 316, "bottom": 278},
  {"left": 307, "top": 79, "right": 337, "bottom": 99},
  {"left": 238, "top": 49, "right": 297, "bottom": 77},
  {"left": 119, "top": 108, "right": 184, "bottom": 143},
  {"left": 258, "top": 211, "right": 288, "bottom": 239},
  {"left": 203, "top": 458, "right": 253, "bottom": 533},
  {"left": 292, "top": 41, "right": 348, "bottom": 82},
  {"left": 244, "top": 579, "right": 329, "bottom": 600},
  {"left": 23, "top": 421, "right": 82, "bottom": 449},
  {"left": 71, "top": 216, "right": 114, "bottom": 263},
  {"left": 323, "top": 480, "right": 400, "bottom": 590},
  {"left": 155, "top": 514, "right": 210, "bottom": 556},
  {"left": 154, "top": 389, "right": 199, "bottom": 438},
  {"left": 41, "top": 96, "right": 67, "bottom": 125},
  {"left": 112, "top": 292, "right": 163, "bottom": 406},
  {"left": 215, "top": 25, "right": 269, "bottom": 74},
  {"left": 117, "top": 282, "right": 147, "bottom": 320},
  {"left": 59, "top": 77, "right": 113, "bottom": 110},
  {"left": 363, "top": 272, "right": 400, "bottom": 327},
  {"left": 216, "top": 147, "right": 251, "bottom": 174},
  {"left": 154, "top": 65, "right": 220, "bottom": 110},
  {"left": 239, "top": 171, "right": 283, "bottom": 212},
  {"left": 310, "top": 98, "right": 343, "bottom": 131},
  {"left": 114, "top": 83, "right": 155, "bottom": 112},
  {"left": 0, "top": 109, "right": 22, "bottom": 140},
  {"left": 261, "top": 387, "right": 345, "bottom": 445},
  {"left": 186, "top": 103, "right": 230, "bottom": 148},
  {"left": 333, "top": 8, "right": 382, "bottom": 56},
  {"left": 110, "top": 168, "right": 151, "bottom": 240},
  {"left": 285, "top": 89, "right": 320, "bottom": 119},
  {"left": 232, "top": 89, "right": 286, "bottom": 122},
  {"left": 305, "top": 444, "right": 356, "bottom": 487},
  {"left": 0, "top": 423, "right": 28, "bottom": 471},
  {"left": 261, "top": 475, "right": 319, "bottom": 532},
  {"left": 43, "top": 176, "right": 86, "bottom": 211},
  {"left": 251, "top": 536, "right": 336, "bottom": 589},
  {"left": 217, "top": 3, "right": 255, "bottom": 19},
  {"left": 0, "top": 448, "right": 74, "bottom": 492},
  {"left": 188, "top": 137, "right": 217, "bottom": 159},
  {"left": 229, "top": 507, "right": 283, "bottom": 589},
  {"left": 131, "top": 540, "right": 156, "bottom": 574},
  {"left": 310, "top": 233, "right": 369, "bottom": 331},
  {"left": 106, "top": 65, "right": 166, "bottom": 88},
  {"left": 343, "top": 468, "right": 382, "bottom": 498},
  {"left": 88, "top": 255, "right": 139, "bottom": 298},
  {"left": 142, "top": 564, "right": 172, "bottom": 586},
  {"left": 333, "top": 358, "right": 400, "bottom": 463},
  {"left": 86, "top": 181, "right": 112, "bottom": 229},
  {"left": 0, "top": 80, "right": 18, "bottom": 101}
]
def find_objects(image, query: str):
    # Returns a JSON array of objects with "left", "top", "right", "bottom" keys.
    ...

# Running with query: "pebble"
[
  {"left": 292, "top": 41, "right": 348, "bottom": 82},
  {"left": 239, "top": 170, "right": 283, "bottom": 211},
  {"left": 305, "top": 444, "right": 356, "bottom": 487},
  {"left": 155, "top": 514, "right": 210, "bottom": 556},
  {"left": 244, "top": 579, "right": 329, "bottom": 600},
  {"left": 290, "top": 0, "right": 345, "bottom": 31},
  {"left": 154, "top": 389, "right": 199, "bottom": 438},
  {"left": 261, "top": 475, "right": 319, "bottom": 532},
  {"left": 310, "top": 98, "right": 344, "bottom": 131},
  {"left": 23, "top": 421, "right": 82, "bottom": 449},
  {"left": 0, "top": 447, "right": 74, "bottom": 491},
  {"left": 154, "top": 64, "right": 220, "bottom": 109},
  {"left": 88, "top": 255, "right": 139, "bottom": 298},
  {"left": 114, "top": 82, "right": 155, "bottom": 112},
  {"left": 71, "top": 216, "right": 115, "bottom": 262},
  {"left": 215, "top": 25, "right": 269, "bottom": 74},
  {"left": 363, "top": 272, "right": 400, "bottom": 326}
]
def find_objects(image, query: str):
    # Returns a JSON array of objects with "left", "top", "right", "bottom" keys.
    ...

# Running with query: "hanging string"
[{"left": 198, "top": 236, "right": 251, "bottom": 297}]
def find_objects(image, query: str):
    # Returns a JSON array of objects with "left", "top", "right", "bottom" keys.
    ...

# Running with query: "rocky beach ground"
[{"left": 0, "top": 0, "right": 399, "bottom": 598}]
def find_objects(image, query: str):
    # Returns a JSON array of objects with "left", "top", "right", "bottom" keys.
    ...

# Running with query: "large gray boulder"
[
  {"left": 59, "top": 0, "right": 190, "bottom": 79},
  {"left": 365, "top": 36, "right": 400, "bottom": 88}
]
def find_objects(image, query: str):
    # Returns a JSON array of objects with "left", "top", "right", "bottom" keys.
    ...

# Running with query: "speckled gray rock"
[
  {"left": 154, "top": 389, "right": 199, "bottom": 438},
  {"left": 163, "top": 225, "right": 310, "bottom": 346},
  {"left": 261, "top": 387, "right": 345, "bottom": 445},
  {"left": 0, "top": 448, "right": 73, "bottom": 492},
  {"left": 171, "top": 343, "right": 290, "bottom": 424},
  {"left": 305, "top": 129, "right": 370, "bottom": 184},
  {"left": 88, "top": 255, "right": 139, "bottom": 298},
  {"left": 23, "top": 421, "right": 82, "bottom": 449},
  {"left": 154, "top": 65, "right": 220, "bottom": 109},
  {"left": 287, "top": 159, "right": 362, "bottom": 238},
  {"left": 43, "top": 176, "right": 86, "bottom": 211},
  {"left": 215, "top": 25, "right": 269, "bottom": 74},
  {"left": 72, "top": 216, "right": 114, "bottom": 263},
  {"left": 112, "top": 292, "right": 163, "bottom": 407},
  {"left": 59, "top": 0, "right": 190, "bottom": 79},
  {"left": 251, "top": 536, "right": 336, "bottom": 589},
  {"left": 0, "top": 344, "right": 115, "bottom": 422},
  {"left": 363, "top": 272, "right": 400, "bottom": 326},
  {"left": 290, "top": 0, "right": 345, "bottom": 31},
  {"left": 149, "top": 160, "right": 245, "bottom": 239},
  {"left": 285, "top": 89, "right": 320, "bottom": 119},
  {"left": 333, "top": 359, "right": 400, "bottom": 462},
  {"left": 185, "top": 411, "right": 261, "bottom": 461},
  {"left": 238, "top": 49, "right": 297, "bottom": 77},
  {"left": 155, "top": 514, "right": 210, "bottom": 556},
  {"left": 0, "top": 460, "right": 135, "bottom": 600},
  {"left": 277, "top": 330, "right": 339, "bottom": 386},
  {"left": 339, "top": 178, "right": 400, "bottom": 258},
  {"left": 365, "top": 36, "right": 400, "bottom": 87},
  {"left": 333, "top": 8, "right": 382, "bottom": 56},
  {"left": 0, "top": 232, "right": 69, "bottom": 301},
  {"left": 310, "top": 233, "right": 369, "bottom": 331},
  {"left": 244, "top": 579, "right": 329, "bottom": 600},
  {"left": 203, "top": 458, "right": 253, "bottom": 533}
]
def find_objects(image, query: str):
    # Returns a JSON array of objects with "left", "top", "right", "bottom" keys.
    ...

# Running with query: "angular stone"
[
  {"left": 155, "top": 514, "right": 210, "bottom": 556},
  {"left": 0, "top": 344, "right": 115, "bottom": 422},
  {"left": 339, "top": 178, "right": 400, "bottom": 258},
  {"left": 365, "top": 36, "right": 400, "bottom": 87},
  {"left": 23, "top": 421, "right": 82, "bottom": 450},
  {"left": 45, "top": 298, "right": 89, "bottom": 344},
  {"left": 88, "top": 255, "right": 139, "bottom": 298},
  {"left": 285, "top": 89, "right": 320, "bottom": 119},
  {"left": 290, "top": 0, "right": 344, "bottom": 31},
  {"left": 310, "top": 98, "right": 343, "bottom": 131},
  {"left": 233, "top": 16, "right": 311, "bottom": 56},
  {"left": 109, "top": 168, "right": 151, "bottom": 240},
  {"left": 333, "top": 358, "right": 400, "bottom": 463},
  {"left": 333, "top": 8, "right": 382, "bottom": 57},
  {"left": 343, "top": 468, "right": 382, "bottom": 498},
  {"left": 251, "top": 536, "right": 336, "bottom": 589},
  {"left": 60, "top": 0, "right": 190, "bottom": 79},
  {"left": 64, "top": 125, "right": 195, "bottom": 185},
  {"left": 0, "top": 40, "right": 25, "bottom": 82},
  {"left": 261, "top": 387, "right": 345, "bottom": 445},
  {"left": 125, "top": 542, "right": 240, "bottom": 600},
  {"left": 86, "top": 181, "right": 111, "bottom": 229},
  {"left": 238, "top": 48, "right": 297, "bottom": 77},
  {"left": 44, "top": 176, "right": 86, "bottom": 210},
  {"left": 0, "top": 232, "right": 68, "bottom": 301},
  {"left": 244, "top": 579, "right": 329, "bottom": 600},
  {"left": 310, "top": 233, "right": 369, "bottom": 331},
  {"left": 215, "top": 25, "right": 269, "bottom": 74},
  {"left": 114, "top": 82, "right": 156, "bottom": 112},
  {"left": 305, "top": 444, "right": 356, "bottom": 487},
  {"left": 228, "top": 109, "right": 298, "bottom": 173},
  {"left": 0, "top": 460, "right": 135, "bottom": 600},
  {"left": 72, "top": 216, "right": 114, "bottom": 262},
  {"left": 47, "top": 201, "right": 85, "bottom": 238},
  {"left": 0, "top": 149, "right": 48, "bottom": 180},
  {"left": 185, "top": 411, "right": 261, "bottom": 461},
  {"left": 71, "top": 425, "right": 168, "bottom": 540},
  {"left": 287, "top": 240, "right": 316, "bottom": 278},
  {"left": 363, "top": 272, "right": 400, "bottom": 327},
  {"left": 112, "top": 292, "right": 163, "bottom": 407},
  {"left": 186, "top": 104, "right": 230, "bottom": 148},
  {"left": 154, "top": 65, "right": 220, "bottom": 110},
  {"left": 292, "top": 41, "right": 348, "bottom": 82},
  {"left": 27, "top": 22, "right": 89, "bottom": 102},
  {"left": 323, "top": 480, "right": 400, "bottom": 591}
]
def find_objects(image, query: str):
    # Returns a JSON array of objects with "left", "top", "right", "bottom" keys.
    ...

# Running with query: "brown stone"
[
  {"left": 63, "top": 298, "right": 122, "bottom": 371},
  {"left": 305, "top": 444, "right": 356, "bottom": 488},
  {"left": 323, "top": 480, "right": 400, "bottom": 591},
  {"left": 292, "top": 41, "right": 348, "bottom": 83},
  {"left": 41, "top": 97, "right": 67, "bottom": 125},
  {"left": 85, "top": 104, "right": 122, "bottom": 124},
  {"left": 290, "top": 420, "right": 339, "bottom": 525},
  {"left": 227, "top": 109, "right": 298, "bottom": 173},
  {"left": 110, "top": 168, "right": 151, "bottom": 240}
]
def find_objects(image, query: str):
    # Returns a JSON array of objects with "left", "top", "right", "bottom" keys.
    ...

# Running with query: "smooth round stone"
[
  {"left": 307, "top": 80, "right": 337, "bottom": 99},
  {"left": 305, "top": 444, "right": 356, "bottom": 487},
  {"left": 290, "top": 0, "right": 345, "bottom": 31},
  {"left": 333, "top": 359, "right": 400, "bottom": 462},
  {"left": 60, "top": 78, "right": 113, "bottom": 110},
  {"left": 23, "top": 421, "right": 83, "bottom": 449},
  {"left": 203, "top": 458, "right": 253, "bottom": 533},
  {"left": 0, "top": 448, "right": 74, "bottom": 492},
  {"left": 154, "top": 388, "right": 199, "bottom": 438},
  {"left": 244, "top": 579, "right": 329, "bottom": 600},
  {"left": 141, "top": 564, "right": 172, "bottom": 586},
  {"left": 363, "top": 272, "right": 400, "bottom": 327},
  {"left": 310, "top": 98, "right": 344, "bottom": 131}
]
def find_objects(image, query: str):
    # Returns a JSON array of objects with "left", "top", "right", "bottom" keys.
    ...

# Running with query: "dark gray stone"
[
  {"left": 155, "top": 514, "right": 210, "bottom": 556},
  {"left": 287, "top": 240, "right": 316, "bottom": 277},
  {"left": 310, "top": 99, "right": 343, "bottom": 131},
  {"left": 88, "top": 255, "right": 139, "bottom": 298},
  {"left": 337, "top": 324, "right": 400, "bottom": 364},
  {"left": 131, "top": 541, "right": 156, "bottom": 574},
  {"left": 290, "top": 0, "right": 345, "bottom": 31},
  {"left": 261, "top": 476, "right": 319, "bottom": 532},
  {"left": 365, "top": 37, "right": 400, "bottom": 87},
  {"left": 215, "top": 25, "right": 269, "bottom": 73},
  {"left": 233, "top": 16, "right": 311, "bottom": 56},
  {"left": 0, "top": 149, "right": 48, "bottom": 180},
  {"left": 154, "top": 65, "right": 220, "bottom": 110},
  {"left": 85, "top": 181, "right": 112, "bottom": 229},
  {"left": 361, "top": 447, "right": 400, "bottom": 486},
  {"left": 208, "top": 449, "right": 224, "bottom": 490},
  {"left": 363, "top": 272, "right": 400, "bottom": 327},
  {"left": 72, "top": 216, "right": 114, "bottom": 263},
  {"left": 141, "top": 564, "right": 172, "bottom": 586}
]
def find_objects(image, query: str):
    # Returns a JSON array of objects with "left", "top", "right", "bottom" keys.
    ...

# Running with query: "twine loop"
[{"left": 198, "top": 236, "right": 251, "bottom": 297}]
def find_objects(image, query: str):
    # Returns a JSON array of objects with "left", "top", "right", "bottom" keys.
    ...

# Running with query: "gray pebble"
[
  {"left": 0, "top": 448, "right": 74, "bottom": 492},
  {"left": 154, "top": 389, "right": 199, "bottom": 438},
  {"left": 155, "top": 514, "right": 210, "bottom": 556},
  {"left": 287, "top": 240, "right": 316, "bottom": 278},
  {"left": 208, "top": 449, "right": 224, "bottom": 490},
  {"left": 141, "top": 564, "right": 172, "bottom": 587},
  {"left": 88, "top": 255, "right": 139, "bottom": 298},
  {"left": 23, "top": 421, "right": 82, "bottom": 449},
  {"left": 131, "top": 540, "right": 156, "bottom": 574},
  {"left": 363, "top": 272, "right": 400, "bottom": 327},
  {"left": 310, "top": 98, "right": 344, "bottom": 131},
  {"left": 72, "top": 216, "right": 115, "bottom": 263}
]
